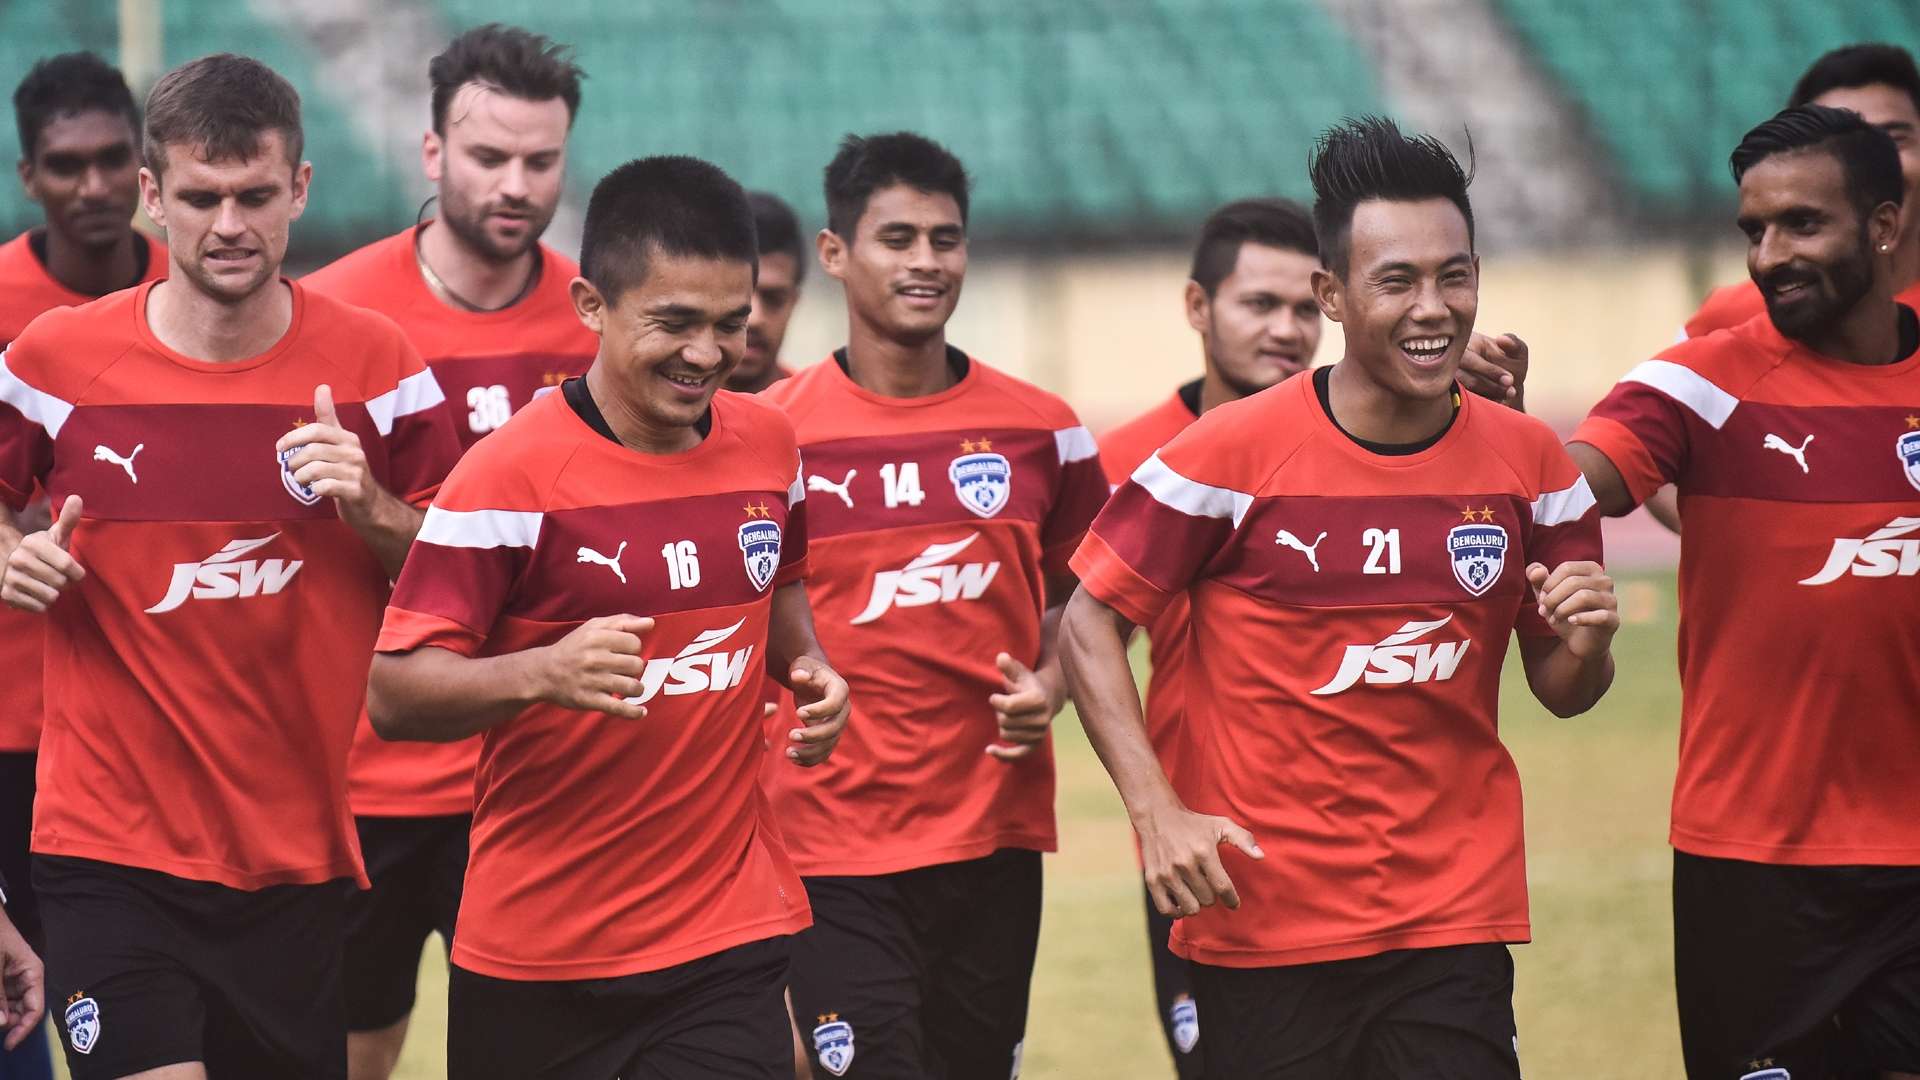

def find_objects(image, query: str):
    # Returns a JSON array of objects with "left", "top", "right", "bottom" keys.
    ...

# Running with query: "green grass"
[{"left": 54, "top": 574, "right": 1685, "bottom": 1079}]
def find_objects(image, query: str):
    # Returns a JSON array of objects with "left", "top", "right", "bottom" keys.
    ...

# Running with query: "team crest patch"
[
  {"left": 1169, "top": 994, "right": 1199, "bottom": 1054},
  {"left": 738, "top": 507, "right": 782, "bottom": 593},
  {"left": 949, "top": 447, "right": 1013, "bottom": 518},
  {"left": 277, "top": 446, "right": 322, "bottom": 506},
  {"left": 1447, "top": 522, "right": 1508, "bottom": 596},
  {"left": 813, "top": 1015, "right": 854, "bottom": 1076},
  {"left": 64, "top": 993, "right": 100, "bottom": 1055},
  {"left": 1897, "top": 430, "right": 1920, "bottom": 492}
]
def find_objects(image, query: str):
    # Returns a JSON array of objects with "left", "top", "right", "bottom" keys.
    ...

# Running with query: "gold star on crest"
[
  {"left": 743, "top": 501, "right": 771, "bottom": 519},
  {"left": 817, "top": 1012, "right": 839, "bottom": 1024},
  {"left": 1906, "top": 414, "right": 1919, "bottom": 430},
  {"left": 67, "top": 991, "right": 85, "bottom": 1006},
  {"left": 290, "top": 418, "right": 309, "bottom": 430},
  {"left": 1460, "top": 506, "right": 1478, "bottom": 522},
  {"left": 543, "top": 372, "right": 567, "bottom": 386},
  {"left": 960, "top": 437, "right": 992, "bottom": 453},
  {"left": 1478, "top": 505, "right": 1497, "bottom": 522}
]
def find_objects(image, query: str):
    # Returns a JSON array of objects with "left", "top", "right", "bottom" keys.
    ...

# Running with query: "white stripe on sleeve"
[
  {"left": 1054, "top": 425, "right": 1099, "bottom": 464},
  {"left": 0, "top": 349, "right": 74, "bottom": 439},
  {"left": 417, "top": 506, "right": 543, "bottom": 549},
  {"left": 364, "top": 369, "right": 450, "bottom": 436},
  {"left": 1131, "top": 451, "right": 1254, "bottom": 527},
  {"left": 1621, "top": 360, "right": 1738, "bottom": 429},
  {"left": 1531, "top": 476, "right": 1598, "bottom": 526}
]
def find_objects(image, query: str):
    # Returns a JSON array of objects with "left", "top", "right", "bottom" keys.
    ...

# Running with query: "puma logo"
[
  {"left": 807, "top": 469, "right": 857, "bottom": 509},
  {"left": 576, "top": 541, "right": 628, "bottom": 584},
  {"left": 1762, "top": 432, "right": 1813, "bottom": 474},
  {"left": 1275, "top": 529, "right": 1328, "bottom": 572},
  {"left": 93, "top": 442, "right": 143, "bottom": 484}
]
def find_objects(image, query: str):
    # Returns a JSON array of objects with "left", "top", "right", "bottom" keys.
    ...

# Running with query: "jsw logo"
[
  {"left": 625, "top": 619, "right": 756, "bottom": 705},
  {"left": 1799, "top": 516, "right": 1920, "bottom": 585},
  {"left": 850, "top": 534, "right": 1001, "bottom": 626},
  {"left": 1310, "top": 615, "right": 1471, "bottom": 696},
  {"left": 147, "top": 534, "right": 303, "bottom": 614}
]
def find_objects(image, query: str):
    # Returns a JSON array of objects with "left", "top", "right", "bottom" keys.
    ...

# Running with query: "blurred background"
[{"left": 6, "top": 2, "right": 1916, "bottom": 1076}]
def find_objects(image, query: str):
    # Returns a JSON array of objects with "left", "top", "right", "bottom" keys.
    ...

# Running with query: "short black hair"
[
  {"left": 748, "top": 190, "right": 806, "bottom": 285},
  {"left": 14, "top": 52, "right": 138, "bottom": 161},
  {"left": 1189, "top": 198, "right": 1318, "bottom": 295},
  {"left": 144, "top": 54, "right": 302, "bottom": 177},
  {"left": 1730, "top": 104, "right": 1904, "bottom": 218},
  {"left": 1789, "top": 43, "right": 1920, "bottom": 118},
  {"left": 580, "top": 155, "right": 758, "bottom": 302},
  {"left": 1309, "top": 115, "right": 1474, "bottom": 278},
  {"left": 429, "top": 24, "right": 583, "bottom": 135},
  {"left": 823, "top": 131, "right": 970, "bottom": 238}
]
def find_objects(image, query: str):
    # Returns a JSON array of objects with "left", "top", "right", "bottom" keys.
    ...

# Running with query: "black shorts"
[
  {"left": 447, "top": 935, "right": 791, "bottom": 1080},
  {"left": 1143, "top": 886, "right": 1203, "bottom": 1078},
  {"left": 787, "top": 847, "right": 1042, "bottom": 1079},
  {"left": 1189, "top": 942, "right": 1521, "bottom": 1080},
  {"left": 1673, "top": 850, "right": 1920, "bottom": 1078},
  {"left": 0, "top": 752, "right": 39, "bottom": 949},
  {"left": 33, "top": 854, "right": 347, "bottom": 1079},
  {"left": 344, "top": 813, "right": 469, "bottom": 1031}
]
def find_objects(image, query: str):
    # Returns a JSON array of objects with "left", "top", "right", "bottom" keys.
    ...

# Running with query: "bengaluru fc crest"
[
  {"left": 812, "top": 1015, "right": 855, "bottom": 1076},
  {"left": 1447, "top": 522, "right": 1508, "bottom": 596},
  {"left": 277, "top": 445, "right": 322, "bottom": 506},
  {"left": 64, "top": 994, "right": 101, "bottom": 1055},
  {"left": 1169, "top": 994, "right": 1199, "bottom": 1054},
  {"left": 949, "top": 440, "right": 1012, "bottom": 518},
  {"left": 1897, "top": 429, "right": 1920, "bottom": 492},
  {"left": 738, "top": 505, "right": 782, "bottom": 593}
]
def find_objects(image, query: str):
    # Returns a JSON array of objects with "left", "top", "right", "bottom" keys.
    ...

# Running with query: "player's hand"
[
  {"left": 986, "top": 652, "right": 1065, "bottom": 761},
  {"left": 2, "top": 494, "right": 84, "bottom": 614},
  {"left": 784, "top": 656, "right": 850, "bottom": 767},
  {"left": 1458, "top": 332, "right": 1528, "bottom": 407},
  {"left": 535, "top": 614, "right": 655, "bottom": 719},
  {"left": 1135, "top": 800, "right": 1265, "bottom": 918},
  {"left": 276, "top": 385, "right": 378, "bottom": 518},
  {"left": 1526, "top": 561, "right": 1618, "bottom": 659},
  {"left": 0, "top": 909, "right": 45, "bottom": 1051}
]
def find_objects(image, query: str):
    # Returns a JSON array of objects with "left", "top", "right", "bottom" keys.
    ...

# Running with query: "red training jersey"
[
  {"left": 1684, "top": 278, "right": 1920, "bottom": 339},
  {"left": 760, "top": 353, "right": 1108, "bottom": 876},
  {"left": 0, "top": 230, "right": 167, "bottom": 752},
  {"left": 306, "top": 225, "right": 597, "bottom": 817},
  {"left": 1573, "top": 309, "right": 1920, "bottom": 865},
  {"left": 1096, "top": 384, "right": 1201, "bottom": 781},
  {"left": 377, "top": 389, "right": 812, "bottom": 979},
  {"left": 0, "top": 280, "right": 460, "bottom": 888},
  {"left": 1074, "top": 373, "right": 1602, "bottom": 968}
]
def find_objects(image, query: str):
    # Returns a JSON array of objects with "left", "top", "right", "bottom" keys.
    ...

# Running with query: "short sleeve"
[
  {"left": 0, "top": 343, "right": 63, "bottom": 511},
  {"left": 1069, "top": 446, "right": 1243, "bottom": 626},
  {"left": 1041, "top": 423, "right": 1108, "bottom": 578},
  {"left": 374, "top": 340, "right": 462, "bottom": 505},
  {"left": 775, "top": 453, "right": 810, "bottom": 587},
  {"left": 1570, "top": 358, "right": 1731, "bottom": 507},
  {"left": 377, "top": 459, "right": 539, "bottom": 656},
  {"left": 1515, "top": 453, "right": 1606, "bottom": 638}
]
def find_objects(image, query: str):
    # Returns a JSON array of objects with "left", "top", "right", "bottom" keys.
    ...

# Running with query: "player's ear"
[
  {"left": 1183, "top": 279, "right": 1211, "bottom": 335},
  {"left": 817, "top": 227, "right": 846, "bottom": 283},
  {"left": 1869, "top": 199, "right": 1901, "bottom": 257},
  {"left": 16, "top": 155, "right": 36, "bottom": 201},
  {"left": 287, "top": 160, "right": 312, "bottom": 223},
  {"left": 138, "top": 166, "right": 165, "bottom": 228},
  {"left": 421, "top": 130, "right": 444, "bottom": 184},
  {"left": 570, "top": 275, "right": 607, "bottom": 335},
  {"left": 1311, "top": 266, "right": 1344, "bottom": 323}
]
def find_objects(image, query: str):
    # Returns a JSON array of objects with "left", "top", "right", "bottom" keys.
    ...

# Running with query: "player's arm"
[
  {"left": 1516, "top": 560, "right": 1619, "bottom": 717},
  {"left": 764, "top": 579, "right": 850, "bottom": 767},
  {"left": 367, "top": 614, "right": 655, "bottom": 742},
  {"left": 1061, "top": 585, "right": 1264, "bottom": 918},
  {"left": 986, "top": 569, "right": 1076, "bottom": 762},
  {"left": 1644, "top": 486, "right": 1681, "bottom": 534},
  {"left": 1565, "top": 441, "right": 1641, "bottom": 518},
  {"left": 1459, "top": 332, "right": 1529, "bottom": 410},
  {"left": 274, "top": 384, "right": 425, "bottom": 577}
]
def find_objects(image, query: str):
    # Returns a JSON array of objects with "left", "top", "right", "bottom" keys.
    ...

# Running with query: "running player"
[
  {"left": 1062, "top": 116, "right": 1617, "bottom": 1078},
  {"left": 366, "top": 154, "right": 849, "bottom": 1080},
  {"left": 766, "top": 131, "right": 1107, "bottom": 1079},
  {"left": 0, "top": 54, "right": 460, "bottom": 1078},
  {"left": 301, "top": 25, "right": 590, "bottom": 1078},
  {"left": 0, "top": 52, "right": 165, "bottom": 1080},
  {"left": 730, "top": 191, "right": 807, "bottom": 394},
  {"left": 1571, "top": 105, "right": 1920, "bottom": 1080}
]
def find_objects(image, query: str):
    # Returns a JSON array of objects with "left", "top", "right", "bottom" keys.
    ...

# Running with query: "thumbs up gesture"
[
  {"left": 985, "top": 651, "right": 1066, "bottom": 761},
  {"left": 3, "top": 495, "right": 86, "bottom": 613},
  {"left": 275, "top": 384, "right": 376, "bottom": 519}
]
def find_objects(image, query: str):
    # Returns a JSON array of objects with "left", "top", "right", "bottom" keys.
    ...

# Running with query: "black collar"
[
  {"left": 562, "top": 376, "right": 712, "bottom": 445},
  {"left": 1313, "top": 365, "right": 1458, "bottom": 456},
  {"left": 28, "top": 227, "right": 151, "bottom": 295},
  {"left": 834, "top": 344, "right": 970, "bottom": 383},
  {"left": 1896, "top": 303, "right": 1918, "bottom": 363},
  {"left": 1176, "top": 377, "right": 1204, "bottom": 417}
]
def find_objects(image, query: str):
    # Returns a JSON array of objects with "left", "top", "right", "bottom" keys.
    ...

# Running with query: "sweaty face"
[
  {"left": 141, "top": 132, "right": 307, "bottom": 303},
  {"left": 1322, "top": 198, "right": 1476, "bottom": 401},
  {"left": 589, "top": 251, "right": 753, "bottom": 434},
  {"left": 732, "top": 250, "right": 801, "bottom": 389},
  {"left": 21, "top": 110, "right": 142, "bottom": 251},
  {"left": 427, "top": 83, "right": 568, "bottom": 263},
  {"left": 1812, "top": 83, "right": 1920, "bottom": 245},
  {"left": 1739, "top": 150, "right": 1877, "bottom": 343},
  {"left": 1196, "top": 243, "right": 1323, "bottom": 396},
  {"left": 827, "top": 184, "right": 965, "bottom": 343}
]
